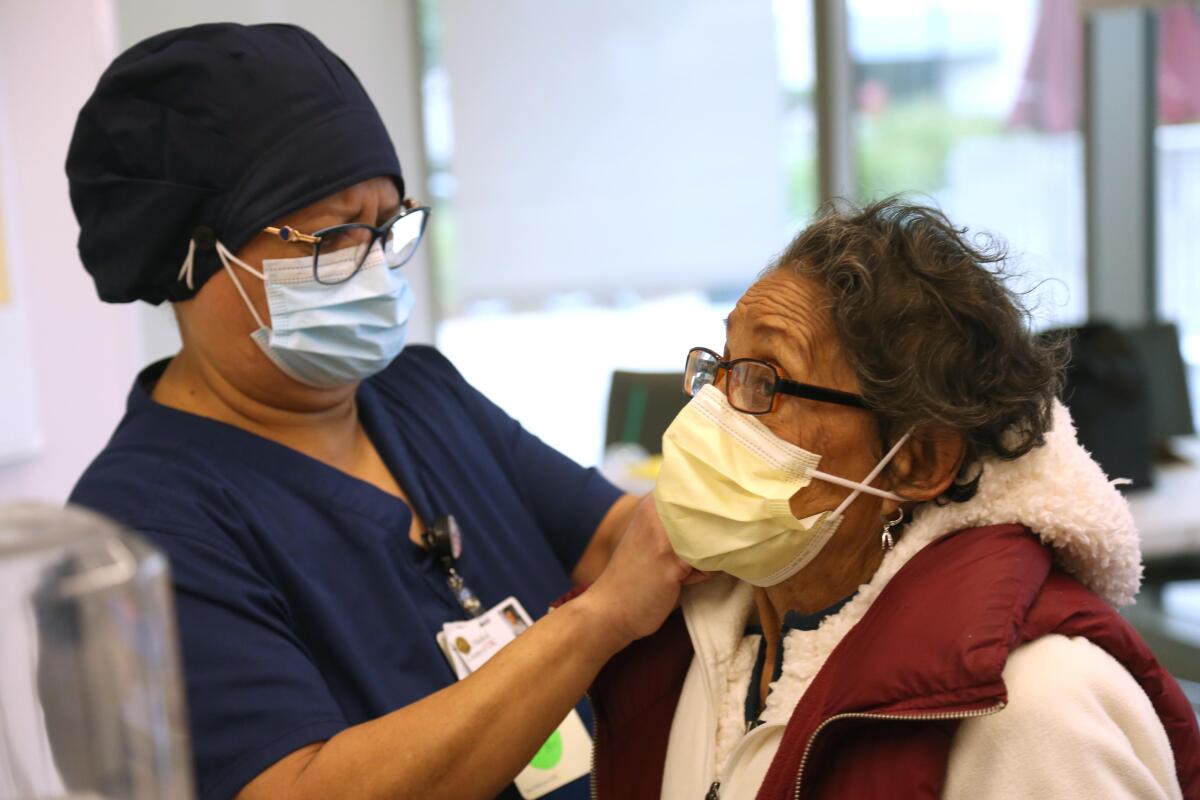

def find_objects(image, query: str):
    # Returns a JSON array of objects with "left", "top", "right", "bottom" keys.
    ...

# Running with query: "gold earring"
[{"left": 881, "top": 508, "right": 905, "bottom": 553}]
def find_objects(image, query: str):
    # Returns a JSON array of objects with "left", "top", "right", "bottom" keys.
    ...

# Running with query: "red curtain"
[{"left": 1008, "top": 0, "right": 1200, "bottom": 132}]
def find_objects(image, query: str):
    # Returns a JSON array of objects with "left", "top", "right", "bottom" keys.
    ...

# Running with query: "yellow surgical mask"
[{"left": 654, "top": 384, "right": 908, "bottom": 587}]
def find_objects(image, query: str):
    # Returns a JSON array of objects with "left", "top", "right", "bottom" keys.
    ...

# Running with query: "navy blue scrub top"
[{"left": 69, "top": 346, "right": 623, "bottom": 800}]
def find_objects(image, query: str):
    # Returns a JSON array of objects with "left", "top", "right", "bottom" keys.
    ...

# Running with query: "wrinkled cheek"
[
  {"left": 787, "top": 482, "right": 825, "bottom": 520},
  {"left": 787, "top": 489, "right": 805, "bottom": 520},
  {"left": 789, "top": 481, "right": 838, "bottom": 520}
]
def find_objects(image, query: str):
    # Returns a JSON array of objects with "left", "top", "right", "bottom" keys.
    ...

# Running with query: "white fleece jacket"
[{"left": 660, "top": 401, "right": 1183, "bottom": 799}]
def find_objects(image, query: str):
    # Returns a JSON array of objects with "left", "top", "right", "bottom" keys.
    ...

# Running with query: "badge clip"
[{"left": 423, "top": 515, "right": 483, "bottom": 617}]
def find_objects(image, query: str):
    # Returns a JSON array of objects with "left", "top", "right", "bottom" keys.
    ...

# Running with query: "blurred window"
[
  {"left": 419, "top": 0, "right": 1096, "bottom": 465},
  {"left": 847, "top": 0, "right": 1087, "bottom": 328},
  {"left": 420, "top": 0, "right": 815, "bottom": 465},
  {"left": 1154, "top": 3, "right": 1200, "bottom": 418}
]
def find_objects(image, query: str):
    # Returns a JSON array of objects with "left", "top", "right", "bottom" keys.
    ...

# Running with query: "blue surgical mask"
[{"left": 216, "top": 240, "right": 414, "bottom": 388}]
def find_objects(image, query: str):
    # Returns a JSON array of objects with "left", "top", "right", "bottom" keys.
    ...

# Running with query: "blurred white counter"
[{"left": 1127, "top": 437, "right": 1200, "bottom": 559}]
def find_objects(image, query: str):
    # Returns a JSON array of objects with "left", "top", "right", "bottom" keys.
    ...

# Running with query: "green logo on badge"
[{"left": 529, "top": 730, "right": 563, "bottom": 770}]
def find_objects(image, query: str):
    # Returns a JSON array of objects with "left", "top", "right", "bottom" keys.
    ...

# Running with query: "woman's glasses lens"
[
  {"left": 684, "top": 348, "right": 720, "bottom": 397},
  {"left": 684, "top": 349, "right": 777, "bottom": 413},
  {"left": 727, "top": 361, "right": 776, "bottom": 414}
]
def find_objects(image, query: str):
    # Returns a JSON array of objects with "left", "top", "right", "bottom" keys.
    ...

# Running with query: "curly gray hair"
[{"left": 767, "top": 197, "right": 1067, "bottom": 502}]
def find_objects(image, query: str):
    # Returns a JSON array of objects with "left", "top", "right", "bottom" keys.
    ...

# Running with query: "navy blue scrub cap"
[{"left": 66, "top": 22, "right": 404, "bottom": 305}]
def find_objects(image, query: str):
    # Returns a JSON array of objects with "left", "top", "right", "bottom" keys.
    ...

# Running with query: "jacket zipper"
[
  {"left": 587, "top": 692, "right": 599, "bottom": 800},
  {"left": 791, "top": 703, "right": 1005, "bottom": 800},
  {"left": 704, "top": 716, "right": 787, "bottom": 799}
]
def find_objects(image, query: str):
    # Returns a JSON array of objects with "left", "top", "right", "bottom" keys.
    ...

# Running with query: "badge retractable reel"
[{"left": 422, "top": 515, "right": 484, "bottom": 618}]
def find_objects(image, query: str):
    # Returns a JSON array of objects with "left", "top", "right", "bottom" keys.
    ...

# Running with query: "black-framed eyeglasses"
[
  {"left": 262, "top": 198, "right": 431, "bottom": 285},
  {"left": 683, "top": 347, "right": 868, "bottom": 415}
]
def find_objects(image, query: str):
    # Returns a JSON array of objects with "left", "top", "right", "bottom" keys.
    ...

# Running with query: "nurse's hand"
[{"left": 582, "top": 495, "right": 710, "bottom": 647}]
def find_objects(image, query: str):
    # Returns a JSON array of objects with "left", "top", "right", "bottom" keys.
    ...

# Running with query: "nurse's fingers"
[{"left": 584, "top": 496, "right": 699, "bottom": 644}]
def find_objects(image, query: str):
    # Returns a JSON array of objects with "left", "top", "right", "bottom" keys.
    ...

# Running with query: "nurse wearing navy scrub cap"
[{"left": 65, "top": 23, "right": 706, "bottom": 800}]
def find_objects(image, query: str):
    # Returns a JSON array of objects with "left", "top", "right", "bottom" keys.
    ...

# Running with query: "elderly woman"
[
  {"left": 586, "top": 200, "right": 1200, "bottom": 799},
  {"left": 65, "top": 23, "right": 700, "bottom": 800}
]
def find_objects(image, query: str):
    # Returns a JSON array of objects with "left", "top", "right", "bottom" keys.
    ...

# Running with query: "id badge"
[{"left": 436, "top": 597, "right": 592, "bottom": 799}]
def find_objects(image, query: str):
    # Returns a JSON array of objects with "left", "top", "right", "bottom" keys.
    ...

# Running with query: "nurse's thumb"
[{"left": 681, "top": 567, "right": 715, "bottom": 585}]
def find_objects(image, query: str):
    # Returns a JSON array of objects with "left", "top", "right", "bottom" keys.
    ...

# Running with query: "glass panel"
[
  {"left": 847, "top": 0, "right": 1086, "bottom": 328},
  {"left": 1154, "top": 4, "right": 1200, "bottom": 425},
  {"left": 422, "top": 0, "right": 815, "bottom": 465},
  {"left": 1163, "top": 580, "right": 1200, "bottom": 630}
]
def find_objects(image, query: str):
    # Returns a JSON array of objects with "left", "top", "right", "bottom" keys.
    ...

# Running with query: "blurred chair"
[
  {"left": 1043, "top": 322, "right": 1154, "bottom": 488},
  {"left": 1109, "top": 322, "right": 1200, "bottom": 715},
  {"left": 1123, "top": 322, "right": 1196, "bottom": 450},
  {"left": 604, "top": 371, "right": 688, "bottom": 455}
]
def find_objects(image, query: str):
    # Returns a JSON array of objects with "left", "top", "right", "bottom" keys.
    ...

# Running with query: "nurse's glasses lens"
[
  {"left": 311, "top": 207, "right": 429, "bottom": 285},
  {"left": 382, "top": 207, "right": 430, "bottom": 269},
  {"left": 313, "top": 225, "right": 375, "bottom": 284}
]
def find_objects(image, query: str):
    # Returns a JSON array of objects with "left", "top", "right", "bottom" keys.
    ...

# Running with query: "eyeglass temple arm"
[
  {"left": 777, "top": 381, "right": 869, "bottom": 409},
  {"left": 263, "top": 225, "right": 321, "bottom": 244}
]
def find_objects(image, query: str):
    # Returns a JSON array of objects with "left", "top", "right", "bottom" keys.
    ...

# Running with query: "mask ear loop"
[
  {"left": 214, "top": 240, "right": 270, "bottom": 330},
  {"left": 176, "top": 236, "right": 269, "bottom": 330},
  {"left": 823, "top": 428, "right": 914, "bottom": 520},
  {"left": 176, "top": 239, "right": 197, "bottom": 290}
]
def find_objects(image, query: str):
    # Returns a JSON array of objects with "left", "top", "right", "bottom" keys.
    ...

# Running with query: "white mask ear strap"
[
  {"left": 176, "top": 236, "right": 270, "bottom": 330},
  {"left": 176, "top": 238, "right": 197, "bottom": 290},
  {"left": 824, "top": 429, "right": 914, "bottom": 519},
  {"left": 213, "top": 240, "right": 269, "bottom": 330}
]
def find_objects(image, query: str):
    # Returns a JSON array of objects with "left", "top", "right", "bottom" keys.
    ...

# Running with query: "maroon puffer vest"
[{"left": 587, "top": 524, "right": 1200, "bottom": 799}]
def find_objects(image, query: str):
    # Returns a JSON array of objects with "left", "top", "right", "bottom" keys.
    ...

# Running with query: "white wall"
[
  {"left": 440, "top": 0, "right": 788, "bottom": 304},
  {"left": 432, "top": 0, "right": 789, "bottom": 464},
  {"left": 0, "top": 0, "right": 142, "bottom": 505}
]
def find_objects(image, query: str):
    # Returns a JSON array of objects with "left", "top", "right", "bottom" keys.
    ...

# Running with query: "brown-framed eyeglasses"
[
  {"left": 683, "top": 346, "right": 868, "bottom": 415},
  {"left": 261, "top": 198, "right": 431, "bottom": 285}
]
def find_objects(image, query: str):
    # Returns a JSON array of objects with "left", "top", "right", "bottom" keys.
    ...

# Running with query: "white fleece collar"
[{"left": 681, "top": 399, "right": 1143, "bottom": 748}]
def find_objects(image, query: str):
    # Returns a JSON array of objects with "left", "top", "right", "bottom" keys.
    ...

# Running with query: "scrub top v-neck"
[{"left": 70, "top": 346, "right": 623, "bottom": 800}]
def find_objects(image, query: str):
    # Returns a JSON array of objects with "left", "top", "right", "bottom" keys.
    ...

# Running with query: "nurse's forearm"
[
  {"left": 241, "top": 592, "right": 630, "bottom": 800},
  {"left": 571, "top": 492, "right": 640, "bottom": 585},
  {"left": 239, "top": 496, "right": 692, "bottom": 800}
]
